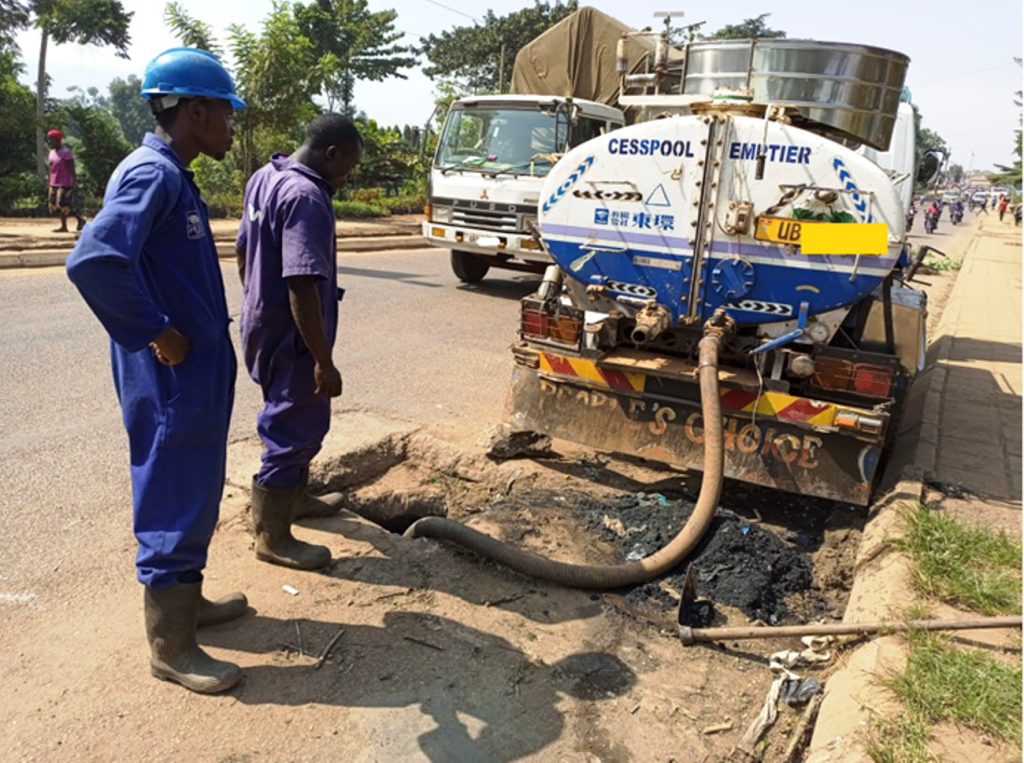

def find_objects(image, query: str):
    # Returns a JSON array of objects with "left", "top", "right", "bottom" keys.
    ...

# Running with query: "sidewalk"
[
  {"left": 808, "top": 216, "right": 1023, "bottom": 761},
  {"left": 0, "top": 215, "right": 427, "bottom": 268}
]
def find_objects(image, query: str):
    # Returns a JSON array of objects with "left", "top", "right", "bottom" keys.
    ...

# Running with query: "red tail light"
[
  {"left": 852, "top": 364, "right": 893, "bottom": 397},
  {"left": 522, "top": 308, "right": 549, "bottom": 338}
]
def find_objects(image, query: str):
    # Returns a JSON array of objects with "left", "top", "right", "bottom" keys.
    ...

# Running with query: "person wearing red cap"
[{"left": 46, "top": 129, "right": 87, "bottom": 233}]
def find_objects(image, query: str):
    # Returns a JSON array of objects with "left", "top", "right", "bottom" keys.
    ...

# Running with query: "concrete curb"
[
  {"left": 805, "top": 223, "right": 986, "bottom": 761},
  {"left": 0, "top": 235, "right": 427, "bottom": 270}
]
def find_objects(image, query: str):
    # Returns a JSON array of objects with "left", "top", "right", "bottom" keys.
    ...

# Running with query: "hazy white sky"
[{"left": 14, "top": 0, "right": 1023, "bottom": 171}]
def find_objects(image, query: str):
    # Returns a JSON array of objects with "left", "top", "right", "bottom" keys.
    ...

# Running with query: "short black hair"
[
  {"left": 151, "top": 97, "right": 193, "bottom": 131},
  {"left": 306, "top": 113, "right": 362, "bottom": 153}
]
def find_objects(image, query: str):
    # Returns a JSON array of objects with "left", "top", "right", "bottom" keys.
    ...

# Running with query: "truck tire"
[{"left": 451, "top": 250, "right": 490, "bottom": 283}]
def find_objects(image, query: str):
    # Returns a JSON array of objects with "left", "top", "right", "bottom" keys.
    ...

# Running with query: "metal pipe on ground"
[
  {"left": 677, "top": 615, "right": 1023, "bottom": 646},
  {"left": 403, "top": 309, "right": 735, "bottom": 589}
]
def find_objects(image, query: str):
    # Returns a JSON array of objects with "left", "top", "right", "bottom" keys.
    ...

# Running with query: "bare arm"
[
  {"left": 287, "top": 275, "right": 341, "bottom": 397},
  {"left": 236, "top": 245, "right": 246, "bottom": 286}
]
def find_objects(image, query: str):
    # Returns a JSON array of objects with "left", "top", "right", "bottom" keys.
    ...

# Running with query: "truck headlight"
[{"left": 433, "top": 206, "right": 452, "bottom": 223}]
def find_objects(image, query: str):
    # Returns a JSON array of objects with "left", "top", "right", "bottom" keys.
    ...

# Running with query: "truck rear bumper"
[
  {"left": 422, "top": 222, "right": 552, "bottom": 264},
  {"left": 506, "top": 349, "right": 889, "bottom": 505}
]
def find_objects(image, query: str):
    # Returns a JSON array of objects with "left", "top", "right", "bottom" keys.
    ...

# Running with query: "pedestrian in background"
[
  {"left": 236, "top": 114, "right": 363, "bottom": 570},
  {"left": 66, "top": 48, "right": 247, "bottom": 695},
  {"left": 998, "top": 196, "right": 1008, "bottom": 221},
  {"left": 46, "top": 129, "right": 87, "bottom": 233}
]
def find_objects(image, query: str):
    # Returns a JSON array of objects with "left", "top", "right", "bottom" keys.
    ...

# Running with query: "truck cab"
[{"left": 424, "top": 95, "right": 625, "bottom": 283}]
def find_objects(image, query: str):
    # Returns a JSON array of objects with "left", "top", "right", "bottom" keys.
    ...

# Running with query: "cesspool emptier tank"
[{"left": 538, "top": 113, "right": 905, "bottom": 329}]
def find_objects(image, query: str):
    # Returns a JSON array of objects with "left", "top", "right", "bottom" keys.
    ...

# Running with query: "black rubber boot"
[
  {"left": 251, "top": 479, "right": 332, "bottom": 569},
  {"left": 294, "top": 474, "right": 344, "bottom": 520},
  {"left": 144, "top": 583, "right": 241, "bottom": 694},
  {"left": 197, "top": 589, "right": 248, "bottom": 626}
]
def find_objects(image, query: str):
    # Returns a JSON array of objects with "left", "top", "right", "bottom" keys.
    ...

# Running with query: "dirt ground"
[{"left": 1, "top": 257, "right": 964, "bottom": 762}]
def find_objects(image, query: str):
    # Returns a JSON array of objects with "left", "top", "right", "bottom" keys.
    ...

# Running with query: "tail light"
[
  {"left": 522, "top": 308, "right": 550, "bottom": 338},
  {"left": 852, "top": 364, "right": 893, "bottom": 397},
  {"left": 812, "top": 357, "right": 853, "bottom": 391},
  {"left": 521, "top": 300, "right": 582, "bottom": 347}
]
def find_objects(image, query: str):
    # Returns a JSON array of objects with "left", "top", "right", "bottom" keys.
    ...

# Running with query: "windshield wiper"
[{"left": 438, "top": 164, "right": 463, "bottom": 175}]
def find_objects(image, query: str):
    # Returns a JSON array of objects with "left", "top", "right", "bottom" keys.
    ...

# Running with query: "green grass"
[
  {"left": 867, "top": 628, "right": 1022, "bottom": 762},
  {"left": 866, "top": 713, "right": 938, "bottom": 763},
  {"left": 332, "top": 199, "right": 388, "bottom": 218},
  {"left": 893, "top": 629, "right": 1022, "bottom": 741},
  {"left": 896, "top": 503, "right": 1022, "bottom": 615},
  {"left": 923, "top": 255, "right": 963, "bottom": 271}
]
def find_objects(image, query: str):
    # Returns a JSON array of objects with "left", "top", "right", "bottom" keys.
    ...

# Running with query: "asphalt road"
[{"left": 0, "top": 248, "right": 539, "bottom": 606}]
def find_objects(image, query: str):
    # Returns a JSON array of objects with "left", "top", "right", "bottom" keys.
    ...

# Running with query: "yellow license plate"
[{"left": 755, "top": 216, "right": 803, "bottom": 245}]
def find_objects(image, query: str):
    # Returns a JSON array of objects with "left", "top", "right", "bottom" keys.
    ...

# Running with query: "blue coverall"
[
  {"left": 237, "top": 156, "right": 339, "bottom": 489},
  {"left": 66, "top": 134, "right": 236, "bottom": 589}
]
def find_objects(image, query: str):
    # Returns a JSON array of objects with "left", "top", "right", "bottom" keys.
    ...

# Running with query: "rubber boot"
[
  {"left": 294, "top": 474, "right": 344, "bottom": 520},
  {"left": 251, "top": 479, "right": 332, "bottom": 570},
  {"left": 144, "top": 583, "right": 241, "bottom": 694},
  {"left": 197, "top": 589, "right": 248, "bottom": 627}
]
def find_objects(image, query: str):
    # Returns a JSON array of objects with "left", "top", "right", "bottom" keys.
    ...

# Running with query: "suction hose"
[{"left": 403, "top": 311, "right": 733, "bottom": 589}]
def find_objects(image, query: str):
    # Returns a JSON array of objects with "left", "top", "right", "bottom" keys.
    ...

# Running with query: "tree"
[
  {"left": 0, "top": 47, "right": 37, "bottom": 210},
  {"left": 163, "top": 2, "right": 221, "bottom": 57},
  {"left": 708, "top": 13, "right": 785, "bottom": 40},
  {"left": 107, "top": 74, "right": 150, "bottom": 145},
  {"left": 419, "top": 0, "right": 579, "bottom": 96},
  {"left": 8, "top": 0, "right": 134, "bottom": 180},
  {"left": 294, "top": 0, "right": 416, "bottom": 114},
  {"left": 60, "top": 98, "right": 132, "bottom": 197},
  {"left": 988, "top": 62, "right": 1022, "bottom": 189},
  {"left": 0, "top": 0, "right": 30, "bottom": 49},
  {"left": 947, "top": 163, "right": 964, "bottom": 184}
]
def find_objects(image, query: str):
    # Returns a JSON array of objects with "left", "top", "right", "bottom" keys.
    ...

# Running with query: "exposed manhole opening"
[{"left": 323, "top": 431, "right": 861, "bottom": 627}]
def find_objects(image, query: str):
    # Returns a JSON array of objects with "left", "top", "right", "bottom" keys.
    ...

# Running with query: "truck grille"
[{"left": 451, "top": 207, "right": 518, "bottom": 233}]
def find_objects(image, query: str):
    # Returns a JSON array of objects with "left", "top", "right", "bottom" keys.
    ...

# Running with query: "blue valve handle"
[{"left": 750, "top": 302, "right": 809, "bottom": 355}]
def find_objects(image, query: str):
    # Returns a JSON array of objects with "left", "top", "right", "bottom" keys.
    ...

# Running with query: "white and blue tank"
[{"left": 537, "top": 110, "right": 908, "bottom": 332}]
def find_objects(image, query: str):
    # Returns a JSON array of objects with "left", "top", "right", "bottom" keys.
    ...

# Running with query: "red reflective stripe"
[
  {"left": 720, "top": 389, "right": 759, "bottom": 411},
  {"left": 776, "top": 397, "right": 827, "bottom": 422},
  {"left": 599, "top": 367, "right": 634, "bottom": 391},
  {"left": 543, "top": 353, "right": 576, "bottom": 376}
]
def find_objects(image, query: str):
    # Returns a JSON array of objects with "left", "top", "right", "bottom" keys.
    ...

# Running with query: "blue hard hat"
[{"left": 141, "top": 47, "right": 246, "bottom": 109}]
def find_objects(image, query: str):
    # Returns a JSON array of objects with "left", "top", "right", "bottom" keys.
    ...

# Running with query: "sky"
[{"left": 14, "top": 0, "right": 1024, "bottom": 172}]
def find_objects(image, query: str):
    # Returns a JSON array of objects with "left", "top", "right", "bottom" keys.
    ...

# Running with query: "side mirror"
[{"left": 916, "top": 149, "right": 943, "bottom": 186}]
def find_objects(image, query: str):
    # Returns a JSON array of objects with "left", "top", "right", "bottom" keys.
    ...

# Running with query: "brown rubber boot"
[
  {"left": 144, "top": 583, "right": 241, "bottom": 694},
  {"left": 197, "top": 589, "right": 248, "bottom": 627},
  {"left": 294, "top": 474, "right": 345, "bottom": 520},
  {"left": 251, "top": 479, "right": 332, "bottom": 569}
]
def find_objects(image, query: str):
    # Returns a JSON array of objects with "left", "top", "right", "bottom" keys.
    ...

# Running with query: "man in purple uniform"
[{"left": 237, "top": 114, "right": 363, "bottom": 569}]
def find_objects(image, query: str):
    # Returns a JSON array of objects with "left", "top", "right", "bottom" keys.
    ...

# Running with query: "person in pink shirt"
[{"left": 46, "top": 129, "right": 87, "bottom": 233}]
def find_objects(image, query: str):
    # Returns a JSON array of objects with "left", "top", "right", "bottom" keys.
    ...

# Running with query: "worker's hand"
[
  {"left": 150, "top": 327, "right": 190, "bottom": 366},
  {"left": 314, "top": 362, "right": 343, "bottom": 398}
]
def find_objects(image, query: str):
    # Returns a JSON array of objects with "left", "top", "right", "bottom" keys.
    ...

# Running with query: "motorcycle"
[
  {"left": 906, "top": 210, "right": 915, "bottom": 231},
  {"left": 924, "top": 212, "right": 938, "bottom": 234},
  {"left": 950, "top": 205, "right": 963, "bottom": 225}
]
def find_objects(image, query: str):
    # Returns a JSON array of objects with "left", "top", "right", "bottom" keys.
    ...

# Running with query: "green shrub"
[
  {"left": 380, "top": 193, "right": 426, "bottom": 215},
  {"left": 332, "top": 199, "right": 387, "bottom": 218},
  {"left": 205, "top": 194, "right": 245, "bottom": 219}
]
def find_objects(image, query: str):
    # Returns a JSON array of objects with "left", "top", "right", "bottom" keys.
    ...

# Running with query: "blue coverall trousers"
[{"left": 114, "top": 333, "right": 237, "bottom": 588}]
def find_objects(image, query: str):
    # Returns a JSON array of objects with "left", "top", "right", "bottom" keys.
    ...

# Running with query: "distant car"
[
  {"left": 942, "top": 190, "right": 960, "bottom": 203},
  {"left": 970, "top": 192, "right": 989, "bottom": 206}
]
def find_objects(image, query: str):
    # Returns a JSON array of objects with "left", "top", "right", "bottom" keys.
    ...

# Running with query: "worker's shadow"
[
  {"left": 201, "top": 610, "right": 636, "bottom": 763},
  {"left": 305, "top": 511, "right": 607, "bottom": 626}
]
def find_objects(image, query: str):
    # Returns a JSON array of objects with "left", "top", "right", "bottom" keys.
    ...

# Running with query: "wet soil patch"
[{"left": 475, "top": 488, "right": 828, "bottom": 624}]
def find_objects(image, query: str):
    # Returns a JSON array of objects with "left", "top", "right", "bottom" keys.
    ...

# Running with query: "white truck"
[{"left": 424, "top": 94, "right": 625, "bottom": 282}]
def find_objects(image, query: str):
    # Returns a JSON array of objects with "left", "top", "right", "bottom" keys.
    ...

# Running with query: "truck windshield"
[{"left": 436, "top": 106, "right": 603, "bottom": 176}]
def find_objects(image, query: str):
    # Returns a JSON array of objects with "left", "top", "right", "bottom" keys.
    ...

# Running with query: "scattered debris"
[
  {"left": 282, "top": 584, "right": 299, "bottom": 596},
  {"left": 702, "top": 720, "right": 733, "bottom": 735},
  {"left": 313, "top": 628, "right": 345, "bottom": 670},
  {"left": 294, "top": 621, "right": 304, "bottom": 658},
  {"left": 925, "top": 477, "right": 973, "bottom": 499},
  {"left": 780, "top": 676, "right": 823, "bottom": 706},
  {"left": 403, "top": 635, "right": 445, "bottom": 652}
]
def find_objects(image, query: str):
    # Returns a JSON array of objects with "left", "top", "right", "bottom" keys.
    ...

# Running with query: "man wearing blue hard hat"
[{"left": 66, "top": 47, "right": 247, "bottom": 694}]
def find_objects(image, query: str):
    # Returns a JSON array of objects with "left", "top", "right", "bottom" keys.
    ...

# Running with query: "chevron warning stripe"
[
  {"left": 720, "top": 389, "right": 836, "bottom": 426},
  {"left": 538, "top": 353, "right": 645, "bottom": 392},
  {"left": 572, "top": 190, "right": 643, "bottom": 202}
]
